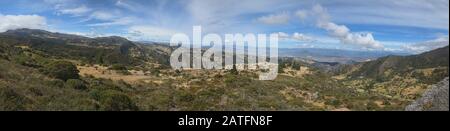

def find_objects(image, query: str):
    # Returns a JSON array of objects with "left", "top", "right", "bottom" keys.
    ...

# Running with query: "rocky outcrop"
[{"left": 405, "top": 77, "right": 449, "bottom": 111}]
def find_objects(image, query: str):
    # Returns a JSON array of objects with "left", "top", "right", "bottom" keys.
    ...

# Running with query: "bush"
[
  {"left": 366, "top": 101, "right": 379, "bottom": 111},
  {"left": 116, "top": 70, "right": 131, "bottom": 75},
  {"left": 0, "top": 87, "right": 29, "bottom": 110},
  {"left": 45, "top": 61, "right": 80, "bottom": 81},
  {"left": 65, "top": 79, "right": 87, "bottom": 90},
  {"left": 90, "top": 90, "right": 138, "bottom": 111},
  {"left": 109, "top": 64, "right": 127, "bottom": 70},
  {"left": 150, "top": 69, "right": 161, "bottom": 76},
  {"left": 224, "top": 74, "right": 252, "bottom": 88},
  {"left": 46, "top": 79, "right": 65, "bottom": 88},
  {"left": 325, "top": 98, "right": 342, "bottom": 106}
]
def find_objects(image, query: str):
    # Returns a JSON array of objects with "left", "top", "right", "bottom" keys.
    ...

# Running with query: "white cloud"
[
  {"left": 0, "top": 14, "right": 47, "bottom": 32},
  {"left": 57, "top": 5, "right": 91, "bottom": 16},
  {"left": 312, "top": 4, "right": 384, "bottom": 49},
  {"left": 186, "top": 0, "right": 448, "bottom": 30},
  {"left": 90, "top": 11, "right": 116, "bottom": 20},
  {"left": 316, "top": 0, "right": 449, "bottom": 30},
  {"left": 277, "top": 32, "right": 290, "bottom": 38},
  {"left": 47, "top": 1, "right": 134, "bottom": 27},
  {"left": 115, "top": 0, "right": 140, "bottom": 12},
  {"left": 127, "top": 25, "right": 179, "bottom": 41},
  {"left": 292, "top": 32, "right": 314, "bottom": 42},
  {"left": 87, "top": 17, "right": 136, "bottom": 27},
  {"left": 186, "top": 0, "right": 302, "bottom": 33},
  {"left": 77, "top": 10, "right": 133, "bottom": 26},
  {"left": 277, "top": 32, "right": 314, "bottom": 42},
  {"left": 403, "top": 36, "right": 449, "bottom": 54},
  {"left": 295, "top": 10, "right": 308, "bottom": 20},
  {"left": 257, "top": 12, "right": 290, "bottom": 25}
]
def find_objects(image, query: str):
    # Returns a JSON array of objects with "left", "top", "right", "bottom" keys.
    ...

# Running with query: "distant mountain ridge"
[
  {"left": 339, "top": 45, "right": 449, "bottom": 84},
  {"left": 279, "top": 48, "right": 411, "bottom": 63},
  {"left": 0, "top": 28, "right": 171, "bottom": 67}
]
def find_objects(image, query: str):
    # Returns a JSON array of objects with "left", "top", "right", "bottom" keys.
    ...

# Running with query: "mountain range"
[{"left": 279, "top": 48, "right": 411, "bottom": 64}]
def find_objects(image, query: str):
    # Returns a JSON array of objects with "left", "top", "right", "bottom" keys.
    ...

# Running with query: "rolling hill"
[
  {"left": 1, "top": 29, "right": 448, "bottom": 111},
  {"left": 340, "top": 46, "right": 449, "bottom": 84}
]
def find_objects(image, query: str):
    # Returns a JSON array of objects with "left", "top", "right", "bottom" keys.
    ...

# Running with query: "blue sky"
[{"left": 0, "top": 0, "right": 448, "bottom": 53}]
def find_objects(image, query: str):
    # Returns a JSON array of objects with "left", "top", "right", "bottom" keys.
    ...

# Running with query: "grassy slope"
[{"left": 1, "top": 29, "right": 448, "bottom": 111}]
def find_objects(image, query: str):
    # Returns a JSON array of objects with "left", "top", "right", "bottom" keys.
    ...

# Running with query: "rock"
[{"left": 405, "top": 77, "right": 449, "bottom": 111}]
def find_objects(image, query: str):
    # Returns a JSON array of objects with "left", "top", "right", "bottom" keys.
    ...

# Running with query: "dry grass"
[
  {"left": 282, "top": 66, "right": 312, "bottom": 77},
  {"left": 77, "top": 65, "right": 153, "bottom": 84}
]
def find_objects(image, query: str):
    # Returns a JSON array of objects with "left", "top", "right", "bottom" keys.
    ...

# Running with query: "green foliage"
[
  {"left": 90, "top": 90, "right": 138, "bottom": 111},
  {"left": 150, "top": 68, "right": 161, "bottom": 76},
  {"left": 108, "top": 64, "right": 131, "bottom": 75},
  {"left": 109, "top": 64, "right": 127, "bottom": 70},
  {"left": 65, "top": 79, "right": 87, "bottom": 90},
  {"left": 44, "top": 61, "right": 80, "bottom": 81},
  {"left": 325, "top": 98, "right": 342, "bottom": 106},
  {"left": 348, "top": 46, "right": 449, "bottom": 82},
  {"left": 0, "top": 87, "right": 29, "bottom": 111},
  {"left": 46, "top": 79, "right": 65, "bottom": 88},
  {"left": 117, "top": 70, "right": 132, "bottom": 75},
  {"left": 1, "top": 30, "right": 449, "bottom": 111},
  {"left": 366, "top": 101, "right": 379, "bottom": 111},
  {"left": 292, "top": 62, "right": 301, "bottom": 70},
  {"left": 412, "top": 68, "right": 449, "bottom": 84}
]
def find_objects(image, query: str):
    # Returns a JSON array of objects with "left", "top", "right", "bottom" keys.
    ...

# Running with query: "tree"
[{"left": 45, "top": 61, "right": 80, "bottom": 81}]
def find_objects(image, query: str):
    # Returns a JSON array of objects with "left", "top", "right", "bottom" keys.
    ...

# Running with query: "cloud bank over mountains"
[
  {"left": 0, "top": 14, "right": 47, "bottom": 32},
  {"left": 404, "top": 36, "right": 449, "bottom": 54}
]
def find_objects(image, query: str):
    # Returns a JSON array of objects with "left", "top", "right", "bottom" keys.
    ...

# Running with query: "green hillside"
[{"left": 1, "top": 29, "right": 448, "bottom": 111}]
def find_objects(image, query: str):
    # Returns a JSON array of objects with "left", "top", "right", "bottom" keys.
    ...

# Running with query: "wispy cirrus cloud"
[
  {"left": 257, "top": 12, "right": 290, "bottom": 25},
  {"left": 318, "top": 0, "right": 449, "bottom": 30},
  {"left": 56, "top": 5, "right": 91, "bottom": 16}
]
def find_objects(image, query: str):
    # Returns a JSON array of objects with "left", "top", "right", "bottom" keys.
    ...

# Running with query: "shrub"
[
  {"left": 175, "top": 69, "right": 181, "bottom": 74},
  {"left": 366, "top": 101, "right": 379, "bottom": 111},
  {"left": 117, "top": 70, "right": 131, "bottom": 75},
  {"left": 0, "top": 87, "right": 28, "bottom": 111},
  {"left": 46, "top": 79, "right": 65, "bottom": 88},
  {"left": 109, "top": 64, "right": 127, "bottom": 70},
  {"left": 45, "top": 61, "right": 80, "bottom": 81},
  {"left": 224, "top": 75, "right": 252, "bottom": 88},
  {"left": 65, "top": 79, "right": 87, "bottom": 90},
  {"left": 150, "top": 69, "right": 161, "bottom": 76},
  {"left": 90, "top": 90, "right": 138, "bottom": 111},
  {"left": 325, "top": 98, "right": 342, "bottom": 106}
]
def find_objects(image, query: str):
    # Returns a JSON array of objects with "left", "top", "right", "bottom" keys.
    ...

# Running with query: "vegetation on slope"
[{"left": 1, "top": 29, "right": 448, "bottom": 111}]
